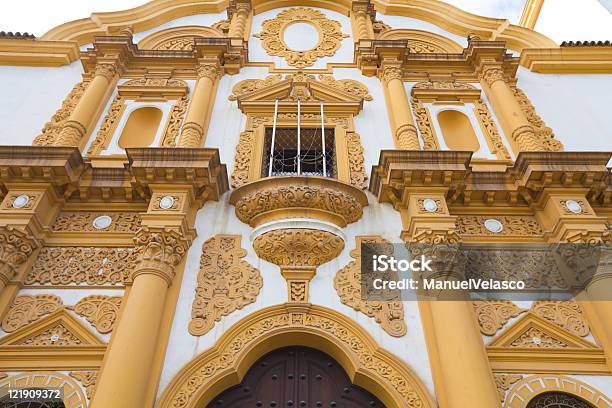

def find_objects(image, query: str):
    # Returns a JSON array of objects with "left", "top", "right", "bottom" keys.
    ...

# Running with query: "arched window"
[
  {"left": 526, "top": 392, "right": 595, "bottom": 408},
  {"left": 437, "top": 110, "right": 480, "bottom": 152},
  {"left": 118, "top": 107, "right": 162, "bottom": 149}
]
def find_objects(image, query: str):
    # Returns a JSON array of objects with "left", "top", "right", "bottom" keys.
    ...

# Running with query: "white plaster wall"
[
  {"left": 0, "top": 62, "right": 83, "bottom": 146},
  {"left": 249, "top": 7, "right": 354, "bottom": 69},
  {"left": 516, "top": 68, "right": 612, "bottom": 154}
]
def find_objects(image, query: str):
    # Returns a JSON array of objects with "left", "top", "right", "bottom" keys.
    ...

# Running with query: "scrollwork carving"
[
  {"left": 33, "top": 81, "right": 88, "bottom": 146},
  {"left": 196, "top": 64, "right": 221, "bottom": 81},
  {"left": 52, "top": 212, "right": 141, "bottom": 233},
  {"left": 318, "top": 76, "right": 373, "bottom": 101},
  {"left": 228, "top": 75, "right": 283, "bottom": 101},
  {"left": 473, "top": 300, "right": 527, "bottom": 336},
  {"left": 26, "top": 247, "right": 136, "bottom": 285},
  {"left": 70, "top": 295, "right": 122, "bottom": 334},
  {"left": 345, "top": 131, "right": 367, "bottom": 189},
  {"left": 253, "top": 229, "right": 344, "bottom": 267},
  {"left": 254, "top": 8, "right": 348, "bottom": 68},
  {"left": 17, "top": 323, "right": 82, "bottom": 346},
  {"left": 480, "top": 67, "right": 505, "bottom": 87},
  {"left": 86, "top": 96, "right": 125, "bottom": 156},
  {"left": 531, "top": 300, "right": 589, "bottom": 337},
  {"left": 69, "top": 371, "right": 97, "bottom": 400},
  {"left": 495, "top": 374, "right": 522, "bottom": 404},
  {"left": 231, "top": 131, "right": 255, "bottom": 188},
  {"left": 380, "top": 66, "right": 403, "bottom": 83},
  {"left": 122, "top": 78, "right": 188, "bottom": 88},
  {"left": 410, "top": 97, "right": 440, "bottom": 150},
  {"left": 513, "top": 87, "right": 563, "bottom": 151},
  {"left": 509, "top": 327, "right": 569, "bottom": 348},
  {"left": 189, "top": 235, "right": 262, "bottom": 336},
  {"left": 94, "top": 63, "right": 119, "bottom": 81},
  {"left": 0, "top": 227, "right": 39, "bottom": 283},
  {"left": 2, "top": 295, "right": 63, "bottom": 333},
  {"left": 160, "top": 96, "right": 188, "bottom": 147},
  {"left": 456, "top": 215, "right": 543, "bottom": 236},
  {"left": 133, "top": 227, "right": 189, "bottom": 284},
  {"left": 334, "top": 236, "right": 407, "bottom": 337},
  {"left": 473, "top": 99, "right": 511, "bottom": 159}
]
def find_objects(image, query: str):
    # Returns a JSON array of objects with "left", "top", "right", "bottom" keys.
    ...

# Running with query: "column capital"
[
  {"left": 479, "top": 66, "right": 506, "bottom": 87},
  {"left": 379, "top": 65, "right": 403, "bottom": 83},
  {"left": 196, "top": 63, "right": 222, "bottom": 81},
  {"left": 94, "top": 62, "right": 122, "bottom": 81},
  {"left": 132, "top": 227, "right": 190, "bottom": 285},
  {"left": 0, "top": 226, "right": 39, "bottom": 284}
]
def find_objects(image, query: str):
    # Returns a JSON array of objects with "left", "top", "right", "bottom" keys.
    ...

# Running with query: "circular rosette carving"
[
  {"left": 229, "top": 176, "right": 368, "bottom": 228},
  {"left": 253, "top": 229, "right": 344, "bottom": 267}
]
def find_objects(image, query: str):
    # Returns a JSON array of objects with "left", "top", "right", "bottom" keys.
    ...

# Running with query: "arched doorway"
[
  {"left": 207, "top": 346, "right": 385, "bottom": 407},
  {"left": 526, "top": 392, "right": 595, "bottom": 408}
]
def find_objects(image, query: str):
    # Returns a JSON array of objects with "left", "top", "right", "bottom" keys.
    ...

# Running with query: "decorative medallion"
[
  {"left": 11, "top": 194, "right": 30, "bottom": 209},
  {"left": 334, "top": 236, "right": 407, "bottom": 337},
  {"left": 484, "top": 218, "right": 504, "bottom": 233},
  {"left": 254, "top": 8, "right": 348, "bottom": 68},
  {"left": 189, "top": 235, "right": 262, "bottom": 336},
  {"left": 92, "top": 215, "right": 113, "bottom": 230}
]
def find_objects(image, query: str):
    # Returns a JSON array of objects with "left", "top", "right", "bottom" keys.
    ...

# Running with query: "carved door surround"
[{"left": 228, "top": 72, "right": 371, "bottom": 190}]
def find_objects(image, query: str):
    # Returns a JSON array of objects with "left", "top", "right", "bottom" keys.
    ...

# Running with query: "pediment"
[
  {"left": 0, "top": 309, "right": 103, "bottom": 347},
  {"left": 229, "top": 73, "right": 372, "bottom": 114},
  {"left": 488, "top": 312, "right": 597, "bottom": 350}
]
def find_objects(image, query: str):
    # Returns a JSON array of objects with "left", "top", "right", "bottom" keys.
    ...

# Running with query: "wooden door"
[{"left": 207, "top": 346, "right": 385, "bottom": 407}]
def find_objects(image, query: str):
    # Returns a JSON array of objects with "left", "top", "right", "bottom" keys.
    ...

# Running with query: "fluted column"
[
  {"left": 380, "top": 66, "right": 420, "bottom": 149},
  {"left": 479, "top": 66, "right": 542, "bottom": 152},
  {"left": 178, "top": 63, "right": 221, "bottom": 147},
  {"left": 90, "top": 227, "right": 189, "bottom": 408},
  {"left": 228, "top": 3, "right": 250, "bottom": 39},
  {"left": 352, "top": 10, "right": 374, "bottom": 40},
  {"left": 56, "top": 63, "right": 120, "bottom": 148}
]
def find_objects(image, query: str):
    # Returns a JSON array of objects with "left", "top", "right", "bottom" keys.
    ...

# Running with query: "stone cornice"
[
  {"left": 520, "top": 46, "right": 612, "bottom": 74},
  {"left": 80, "top": 35, "right": 247, "bottom": 77},
  {"left": 0, "top": 146, "right": 228, "bottom": 205},
  {"left": 370, "top": 150, "right": 612, "bottom": 208}
]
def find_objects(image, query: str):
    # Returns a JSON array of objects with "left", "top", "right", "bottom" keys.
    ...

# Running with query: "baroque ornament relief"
[
  {"left": 189, "top": 235, "right": 262, "bottom": 336},
  {"left": 26, "top": 246, "right": 136, "bottom": 285},
  {"left": 86, "top": 95, "right": 125, "bottom": 156},
  {"left": 530, "top": 300, "right": 590, "bottom": 337},
  {"left": 70, "top": 371, "right": 98, "bottom": 400},
  {"left": 254, "top": 8, "right": 348, "bottom": 68},
  {"left": 69, "top": 295, "right": 122, "bottom": 334},
  {"left": 52, "top": 212, "right": 141, "bottom": 233},
  {"left": 513, "top": 87, "right": 563, "bottom": 152},
  {"left": 456, "top": 216, "right": 543, "bottom": 236},
  {"left": 473, "top": 300, "right": 527, "bottom": 336},
  {"left": 1, "top": 294, "right": 63, "bottom": 333},
  {"left": 334, "top": 236, "right": 407, "bottom": 337},
  {"left": 0, "top": 226, "right": 39, "bottom": 282}
]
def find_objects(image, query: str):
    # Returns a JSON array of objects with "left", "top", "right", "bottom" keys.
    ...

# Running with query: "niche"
[
  {"left": 437, "top": 110, "right": 480, "bottom": 152},
  {"left": 118, "top": 107, "right": 163, "bottom": 149}
]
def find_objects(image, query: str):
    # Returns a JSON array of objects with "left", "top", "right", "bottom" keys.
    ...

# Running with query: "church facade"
[{"left": 0, "top": 1, "right": 611, "bottom": 407}]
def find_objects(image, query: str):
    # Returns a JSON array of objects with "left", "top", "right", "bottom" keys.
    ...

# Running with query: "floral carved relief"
[
  {"left": 25, "top": 247, "right": 136, "bottom": 285},
  {"left": 122, "top": 78, "right": 188, "bottom": 88},
  {"left": 33, "top": 81, "right": 88, "bottom": 146},
  {"left": 189, "top": 235, "right": 262, "bottom": 336},
  {"left": 531, "top": 300, "right": 590, "bottom": 337},
  {"left": 318, "top": 76, "right": 373, "bottom": 101},
  {"left": 345, "top": 131, "right": 367, "bottom": 189},
  {"left": 334, "top": 236, "right": 407, "bottom": 337},
  {"left": 69, "top": 371, "right": 98, "bottom": 400},
  {"left": 253, "top": 229, "right": 344, "bottom": 267},
  {"left": 86, "top": 95, "right": 125, "bottom": 156},
  {"left": 473, "top": 300, "right": 527, "bottom": 336},
  {"left": 69, "top": 295, "right": 122, "bottom": 334},
  {"left": 473, "top": 99, "right": 511, "bottom": 160},
  {"left": 52, "top": 212, "right": 141, "bottom": 233},
  {"left": 1, "top": 295, "right": 63, "bottom": 333},
  {"left": 17, "top": 323, "right": 83, "bottom": 346},
  {"left": 494, "top": 374, "right": 522, "bottom": 404},
  {"left": 513, "top": 87, "right": 563, "bottom": 151},
  {"left": 254, "top": 8, "right": 348, "bottom": 68},
  {"left": 410, "top": 96, "right": 439, "bottom": 150},
  {"left": 456, "top": 215, "right": 543, "bottom": 236},
  {"left": 161, "top": 96, "right": 189, "bottom": 147},
  {"left": 509, "top": 327, "right": 569, "bottom": 348},
  {"left": 0, "top": 226, "right": 39, "bottom": 282},
  {"left": 231, "top": 131, "right": 255, "bottom": 188},
  {"left": 228, "top": 75, "right": 284, "bottom": 101},
  {"left": 133, "top": 227, "right": 189, "bottom": 284}
]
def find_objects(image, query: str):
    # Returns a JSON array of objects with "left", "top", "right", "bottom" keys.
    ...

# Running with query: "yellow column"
[
  {"left": 89, "top": 227, "right": 188, "bottom": 408},
  {"left": 479, "top": 66, "right": 542, "bottom": 152},
  {"left": 56, "top": 63, "right": 119, "bottom": 148},
  {"left": 178, "top": 63, "right": 221, "bottom": 147},
  {"left": 381, "top": 66, "right": 420, "bottom": 149},
  {"left": 228, "top": 4, "right": 250, "bottom": 39}
]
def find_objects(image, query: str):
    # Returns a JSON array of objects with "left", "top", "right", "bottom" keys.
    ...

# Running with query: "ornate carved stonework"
[
  {"left": 456, "top": 215, "right": 543, "bottom": 236},
  {"left": 70, "top": 295, "right": 122, "bottom": 334},
  {"left": 231, "top": 131, "right": 255, "bottom": 188},
  {"left": 254, "top": 8, "right": 348, "bottom": 68},
  {"left": 161, "top": 96, "right": 188, "bottom": 147},
  {"left": 380, "top": 66, "right": 403, "bottom": 83},
  {"left": 416, "top": 198, "right": 444, "bottom": 213},
  {"left": 531, "top": 300, "right": 589, "bottom": 337},
  {"left": 1, "top": 193, "right": 38, "bottom": 210},
  {"left": 26, "top": 247, "right": 136, "bottom": 285},
  {"left": 196, "top": 64, "right": 221, "bottom": 81},
  {"left": 228, "top": 75, "right": 283, "bottom": 101},
  {"left": 494, "top": 374, "right": 522, "bottom": 404},
  {"left": 33, "top": 81, "right": 88, "bottom": 146},
  {"left": 2, "top": 295, "right": 63, "bottom": 333},
  {"left": 212, "top": 19, "right": 231, "bottom": 34},
  {"left": 86, "top": 96, "right": 125, "bottom": 156},
  {"left": 334, "top": 236, "right": 407, "bottom": 337},
  {"left": 52, "top": 212, "right": 141, "bottom": 233},
  {"left": 253, "top": 229, "right": 344, "bottom": 267},
  {"left": 345, "top": 131, "right": 368, "bottom": 189},
  {"left": 94, "top": 63, "right": 119, "bottom": 81},
  {"left": 509, "top": 327, "right": 569, "bottom": 348},
  {"left": 232, "top": 182, "right": 365, "bottom": 227},
  {"left": 0, "top": 227, "right": 39, "bottom": 283},
  {"left": 133, "top": 227, "right": 189, "bottom": 284},
  {"left": 473, "top": 300, "right": 527, "bottom": 336},
  {"left": 189, "top": 235, "right": 262, "bottom": 336},
  {"left": 480, "top": 67, "right": 505, "bottom": 87},
  {"left": 560, "top": 199, "right": 590, "bottom": 215},
  {"left": 513, "top": 87, "right": 563, "bottom": 151},
  {"left": 69, "top": 371, "right": 98, "bottom": 400},
  {"left": 473, "top": 99, "right": 511, "bottom": 160},
  {"left": 410, "top": 96, "right": 440, "bottom": 150},
  {"left": 17, "top": 323, "right": 83, "bottom": 346},
  {"left": 318, "top": 76, "right": 373, "bottom": 101},
  {"left": 412, "top": 81, "right": 476, "bottom": 90},
  {"left": 122, "top": 78, "right": 188, "bottom": 88}
]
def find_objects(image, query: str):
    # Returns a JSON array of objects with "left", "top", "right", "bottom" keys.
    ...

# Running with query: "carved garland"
[
  {"left": 254, "top": 8, "right": 348, "bottom": 68},
  {"left": 334, "top": 236, "right": 407, "bottom": 337},
  {"left": 189, "top": 235, "right": 262, "bottom": 336},
  {"left": 32, "top": 81, "right": 88, "bottom": 146}
]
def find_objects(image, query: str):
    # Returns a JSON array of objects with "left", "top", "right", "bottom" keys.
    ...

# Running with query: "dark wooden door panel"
[{"left": 207, "top": 346, "right": 385, "bottom": 408}]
